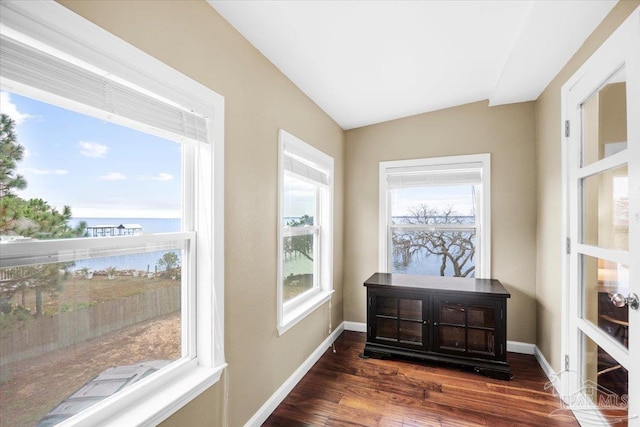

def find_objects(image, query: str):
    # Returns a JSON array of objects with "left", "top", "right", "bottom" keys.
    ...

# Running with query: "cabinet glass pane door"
[
  {"left": 399, "top": 298, "right": 422, "bottom": 344},
  {"left": 399, "top": 321, "right": 422, "bottom": 344},
  {"left": 399, "top": 299, "right": 422, "bottom": 320},
  {"left": 468, "top": 305, "right": 496, "bottom": 356},
  {"left": 437, "top": 300, "right": 497, "bottom": 356},
  {"left": 440, "top": 303, "right": 465, "bottom": 325},
  {"left": 376, "top": 296, "right": 397, "bottom": 317},
  {"left": 439, "top": 326, "right": 465, "bottom": 351},
  {"left": 375, "top": 296, "right": 398, "bottom": 341},
  {"left": 438, "top": 303, "right": 466, "bottom": 351},
  {"left": 376, "top": 318, "right": 398, "bottom": 341},
  {"left": 374, "top": 295, "right": 423, "bottom": 346},
  {"left": 468, "top": 306, "right": 495, "bottom": 328},
  {"left": 468, "top": 330, "right": 495, "bottom": 354}
]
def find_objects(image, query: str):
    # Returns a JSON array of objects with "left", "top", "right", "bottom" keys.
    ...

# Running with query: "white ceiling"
[{"left": 208, "top": 1, "right": 617, "bottom": 130}]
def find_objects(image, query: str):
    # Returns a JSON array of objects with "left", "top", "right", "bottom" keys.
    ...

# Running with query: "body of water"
[
  {"left": 69, "top": 218, "right": 181, "bottom": 273},
  {"left": 392, "top": 247, "right": 468, "bottom": 277}
]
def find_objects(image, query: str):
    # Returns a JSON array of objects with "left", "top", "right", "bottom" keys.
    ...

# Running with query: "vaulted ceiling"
[{"left": 209, "top": 1, "right": 617, "bottom": 130}]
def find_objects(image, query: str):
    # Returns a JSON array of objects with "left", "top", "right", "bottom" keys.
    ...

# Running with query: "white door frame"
[{"left": 561, "top": 7, "right": 640, "bottom": 425}]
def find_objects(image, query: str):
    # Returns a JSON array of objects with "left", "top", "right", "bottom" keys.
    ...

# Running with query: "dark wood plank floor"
[{"left": 263, "top": 331, "right": 579, "bottom": 426}]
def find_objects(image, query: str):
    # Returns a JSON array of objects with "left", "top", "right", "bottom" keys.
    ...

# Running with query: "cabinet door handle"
[{"left": 433, "top": 322, "right": 438, "bottom": 326}]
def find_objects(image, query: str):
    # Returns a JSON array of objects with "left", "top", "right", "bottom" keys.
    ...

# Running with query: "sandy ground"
[{"left": 0, "top": 312, "right": 180, "bottom": 427}]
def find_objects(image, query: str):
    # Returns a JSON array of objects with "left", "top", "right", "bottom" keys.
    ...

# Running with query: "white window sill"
[
  {"left": 58, "top": 360, "right": 227, "bottom": 427},
  {"left": 278, "top": 289, "right": 334, "bottom": 336}
]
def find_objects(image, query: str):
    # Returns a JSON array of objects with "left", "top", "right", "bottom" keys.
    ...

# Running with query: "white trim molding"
[
  {"left": 534, "top": 346, "right": 556, "bottom": 383},
  {"left": 344, "top": 321, "right": 367, "bottom": 333},
  {"left": 507, "top": 341, "right": 536, "bottom": 355}
]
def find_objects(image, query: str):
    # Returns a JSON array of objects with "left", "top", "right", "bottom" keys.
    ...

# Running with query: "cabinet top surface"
[{"left": 364, "top": 273, "right": 510, "bottom": 297}]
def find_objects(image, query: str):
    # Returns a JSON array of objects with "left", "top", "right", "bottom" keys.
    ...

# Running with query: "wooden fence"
[{"left": 0, "top": 286, "right": 180, "bottom": 368}]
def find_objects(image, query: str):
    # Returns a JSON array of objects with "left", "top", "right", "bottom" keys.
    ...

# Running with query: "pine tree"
[
  {"left": 0, "top": 113, "right": 28, "bottom": 233},
  {"left": 0, "top": 113, "right": 87, "bottom": 316},
  {"left": 0, "top": 113, "right": 27, "bottom": 197}
]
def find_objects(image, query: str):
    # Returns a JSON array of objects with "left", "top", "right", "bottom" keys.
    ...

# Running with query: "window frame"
[
  {"left": 379, "top": 154, "right": 491, "bottom": 279},
  {"left": 277, "top": 130, "right": 334, "bottom": 336},
  {"left": 0, "top": 1, "right": 226, "bottom": 426}
]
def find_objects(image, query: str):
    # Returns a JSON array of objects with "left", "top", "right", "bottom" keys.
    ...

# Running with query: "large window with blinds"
[
  {"left": 379, "top": 154, "right": 491, "bottom": 279},
  {"left": 277, "top": 130, "right": 334, "bottom": 335},
  {"left": 0, "top": 2, "right": 225, "bottom": 426}
]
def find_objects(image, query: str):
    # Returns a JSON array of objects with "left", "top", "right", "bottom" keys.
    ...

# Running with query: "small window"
[
  {"left": 278, "top": 130, "right": 334, "bottom": 335},
  {"left": 379, "top": 154, "right": 491, "bottom": 278}
]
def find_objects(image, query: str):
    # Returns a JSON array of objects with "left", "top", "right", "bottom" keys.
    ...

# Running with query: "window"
[
  {"left": 379, "top": 154, "right": 491, "bottom": 278},
  {"left": 0, "top": 2, "right": 225, "bottom": 426},
  {"left": 278, "top": 130, "right": 333, "bottom": 335}
]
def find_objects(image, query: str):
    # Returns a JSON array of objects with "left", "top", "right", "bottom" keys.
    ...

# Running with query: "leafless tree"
[{"left": 392, "top": 204, "right": 475, "bottom": 277}]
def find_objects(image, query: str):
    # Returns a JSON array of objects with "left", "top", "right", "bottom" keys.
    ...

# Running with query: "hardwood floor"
[{"left": 263, "top": 331, "right": 579, "bottom": 426}]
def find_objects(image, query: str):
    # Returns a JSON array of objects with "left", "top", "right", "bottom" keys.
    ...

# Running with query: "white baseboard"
[
  {"left": 534, "top": 345, "right": 556, "bottom": 383},
  {"left": 344, "top": 321, "right": 366, "bottom": 332},
  {"left": 507, "top": 340, "right": 535, "bottom": 355},
  {"left": 243, "top": 321, "right": 346, "bottom": 427}
]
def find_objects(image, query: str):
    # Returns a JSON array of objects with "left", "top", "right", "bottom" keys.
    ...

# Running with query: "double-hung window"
[
  {"left": 278, "top": 130, "right": 333, "bottom": 335},
  {"left": 0, "top": 2, "right": 225, "bottom": 426},
  {"left": 379, "top": 154, "right": 491, "bottom": 278}
]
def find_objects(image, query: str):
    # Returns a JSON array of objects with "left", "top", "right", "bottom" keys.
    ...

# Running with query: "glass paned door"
[
  {"left": 398, "top": 298, "right": 423, "bottom": 345},
  {"left": 564, "top": 11, "right": 639, "bottom": 424},
  {"left": 373, "top": 294, "right": 424, "bottom": 347}
]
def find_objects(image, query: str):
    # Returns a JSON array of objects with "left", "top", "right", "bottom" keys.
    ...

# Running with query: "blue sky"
[{"left": 1, "top": 91, "right": 181, "bottom": 218}]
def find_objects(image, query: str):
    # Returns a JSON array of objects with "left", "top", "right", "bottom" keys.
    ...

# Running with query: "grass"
[{"left": 6, "top": 272, "right": 180, "bottom": 318}]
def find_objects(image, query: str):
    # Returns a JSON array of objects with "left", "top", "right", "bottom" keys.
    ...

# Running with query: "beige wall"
[
  {"left": 56, "top": 1, "right": 344, "bottom": 426},
  {"left": 343, "top": 100, "right": 537, "bottom": 343},
  {"left": 534, "top": 1, "right": 639, "bottom": 373}
]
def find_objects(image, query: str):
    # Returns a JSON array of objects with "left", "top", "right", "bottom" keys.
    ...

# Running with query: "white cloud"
[
  {"left": 23, "top": 168, "right": 69, "bottom": 175},
  {"left": 78, "top": 141, "right": 109, "bottom": 158},
  {"left": 0, "top": 92, "right": 34, "bottom": 125},
  {"left": 138, "top": 172, "right": 174, "bottom": 181},
  {"left": 150, "top": 172, "right": 173, "bottom": 181},
  {"left": 99, "top": 172, "right": 127, "bottom": 181}
]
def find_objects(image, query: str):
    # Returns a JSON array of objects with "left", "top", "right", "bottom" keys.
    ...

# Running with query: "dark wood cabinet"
[{"left": 363, "top": 273, "right": 511, "bottom": 380}]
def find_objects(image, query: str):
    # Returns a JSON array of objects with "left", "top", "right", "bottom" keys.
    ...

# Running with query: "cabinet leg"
[
  {"left": 362, "top": 348, "right": 391, "bottom": 360},
  {"left": 474, "top": 366, "right": 513, "bottom": 380}
]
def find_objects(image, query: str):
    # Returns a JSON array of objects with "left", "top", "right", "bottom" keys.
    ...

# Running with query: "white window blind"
[
  {"left": 386, "top": 162, "right": 483, "bottom": 188},
  {"left": 0, "top": 34, "right": 207, "bottom": 144},
  {"left": 283, "top": 152, "right": 329, "bottom": 187}
]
